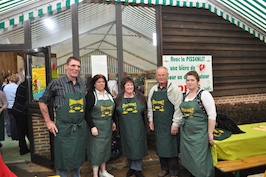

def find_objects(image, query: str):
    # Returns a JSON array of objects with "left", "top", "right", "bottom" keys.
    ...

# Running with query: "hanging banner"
[{"left": 162, "top": 55, "right": 213, "bottom": 92}]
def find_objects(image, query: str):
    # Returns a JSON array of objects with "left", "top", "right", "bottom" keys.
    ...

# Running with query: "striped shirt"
[{"left": 39, "top": 75, "right": 86, "bottom": 111}]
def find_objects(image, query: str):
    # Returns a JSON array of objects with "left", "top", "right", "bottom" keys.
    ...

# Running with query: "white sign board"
[
  {"left": 91, "top": 55, "right": 108, "bottom": 79},
  {"left": 163, "top": 55, "right": 213, "bottom": 92}
]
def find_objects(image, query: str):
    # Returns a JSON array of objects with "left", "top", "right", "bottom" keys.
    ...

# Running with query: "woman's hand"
[
  {"left": 209, "top": 133, "right": 215, "bottom": 146},
  {"left": 91, "top": 127, "right": 98, "bottom": 136},
  {"left": 112, "top": 123, "right": 116, "bottom": 131}
]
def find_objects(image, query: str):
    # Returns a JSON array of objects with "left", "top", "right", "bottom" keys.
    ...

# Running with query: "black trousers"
[
  {"left": 159, "top": 157, "right": 179, "bottom": 176},
  {"left": 12, "top": 109, "right": 30, "bottom": 153}
]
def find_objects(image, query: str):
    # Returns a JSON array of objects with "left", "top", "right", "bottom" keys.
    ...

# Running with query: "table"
[{"left": 212, "top": 122, "right": 266, "bottom": 165}]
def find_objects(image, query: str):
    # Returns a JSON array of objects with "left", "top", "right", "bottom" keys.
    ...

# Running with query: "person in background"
[
  {"left": 147, "top": 66, "right": 183, "bottom": 177},
  {"left": 107, "top": 73, "right": 118, "bottom": 98},
  {"left": 0, "top": 90, "right": 8, "bottom": 148},
  {"left": 1, "top": 75, "right": 10, "bottom": 91},
  {"left": 1, "top": 75, "right": 11, "bottom": 137},
  {"left": 179, "top": 71, "right": 216, "bottom": 177},
  {"left": 115, "top": 76, "right": 148, "bottom": 177},
  {"left": 39, "top": 56, "right": 87, "bottom": 177},
  {"left": 85, "top": 74, "right": 116, "bottom": 177},
  {"left": 3, "top": 74, "right": 18, "bottom": 141},
  {"left": 12, "top": 81, "right": 31, "bottom": 155}
]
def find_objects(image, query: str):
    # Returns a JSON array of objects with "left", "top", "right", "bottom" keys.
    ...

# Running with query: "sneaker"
[
  {"left": 158, "top": 170, "right": 168, "bottom": 177},
  {"left": 126, "top": 169, "right": 135, "bottom": 177},
  {"left": 99, "top": 170, "right": 114, "bottom": 177},
  {"left": 134, "top": 170, "right": 145, "bottom": 177}
]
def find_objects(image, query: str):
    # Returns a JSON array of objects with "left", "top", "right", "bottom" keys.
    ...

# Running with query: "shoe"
[
  {"left": 99, "top": 170, "right": 114, "bottom": 177},
  {"left": 158, "top": 170, "right": 168, "bottom": 177},
  {"left": 20, "top": 149, "right": 30, "bottom": 155},
  {"left": 0, "top": 142, "right": 2, "bottom": 148},
  {"left": 134, "top": 170, "right": 145, "bottom": 177},
  {"left": 126, "top": 169, "right": 135, "bottom": 177}
]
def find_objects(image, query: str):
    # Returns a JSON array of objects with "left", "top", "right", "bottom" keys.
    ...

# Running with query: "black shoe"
[
  {"left": 20, "top": 149, "right": 30, "bottom": 155},
  {"left": 134, "top": 170, "right": 145, "bottom": 177},
  {"left": 0, "top": 142, "right": 2, "bottom": 148},
  {"left": 126, "top": 169, "right": 135, "bottom": 177}
]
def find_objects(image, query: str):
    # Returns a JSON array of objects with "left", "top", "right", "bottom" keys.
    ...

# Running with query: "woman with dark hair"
[
  {"left": 180, "top": 70, "right": 216, "bottom": 177},
  {"left": 85, "top": 74, "right": 116, "bottom": 177},
  {"left": 114, "top": 76, "right": 148, "bottom": 177}
]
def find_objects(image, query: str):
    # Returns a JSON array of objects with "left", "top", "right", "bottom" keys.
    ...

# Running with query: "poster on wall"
[
  {"left": 91, "top": 55, "right": 108, "bottom": 79},
  {"left": 162, "top": 55, "right": 213, "bottom": 92},
  {"left": 31, "top": 56, "right": 46, "bottom": 100}
]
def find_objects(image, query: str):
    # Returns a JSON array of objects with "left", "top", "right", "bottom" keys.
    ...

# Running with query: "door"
[{"left": 24, "top": 46, "right": 54, "bottom": 168}]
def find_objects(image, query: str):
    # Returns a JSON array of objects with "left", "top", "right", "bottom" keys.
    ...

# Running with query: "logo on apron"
[
  {"left": 152, "top": 99, "right": 165, "bottom": 112},
  {"left": 181, "top": 107, "right": 194, "bottom": 118},
  {"left": 100, "top": 105, "right": 113, "bottom": 117},
  {"left": 122, "top": 102, "right": 138, "bottom": 114},
  {"left": 69, "top": 98, "right": 84, "bottom": 113}
]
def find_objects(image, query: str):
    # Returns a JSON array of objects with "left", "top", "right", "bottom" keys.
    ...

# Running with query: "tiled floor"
[{"left": 0, "top": 130, "right": 30, "bottom": 163}]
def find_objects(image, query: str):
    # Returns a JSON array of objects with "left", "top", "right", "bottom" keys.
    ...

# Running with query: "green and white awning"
[
  {"left": 0, "top": 0, "right": 84, "bottom": 29},
  {"left": 0, "top": 0, "right": 265, "bottom": 42},
  {"left": 115, "top": 0, "right": 266, "bottom": 42}
]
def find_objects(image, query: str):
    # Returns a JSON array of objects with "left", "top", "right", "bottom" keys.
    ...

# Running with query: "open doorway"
[{"left": 0, "top": 52, "right": 30, "bottom": 163}]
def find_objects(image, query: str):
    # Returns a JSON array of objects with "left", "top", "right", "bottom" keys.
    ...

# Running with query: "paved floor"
[{"left": 7, "top": 161, "right": 191, "bottom": 177}]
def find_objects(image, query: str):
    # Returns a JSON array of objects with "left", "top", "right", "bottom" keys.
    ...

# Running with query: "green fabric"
[
  {"left": 117, "top": 95, "right": 148, "bottom": 160},
  {"left": 212, "top": 122, "right": 266, "bottom": 166},
  {"left": 0, "top": 111, "right": 4, "bottom": 141},
  {"left": 151, "top": 90, "right": 179, "bottom": 157},
  {"left": 86, "top": 93, "right": 114, "bottom": 165},
  {"left": 54, "top": 86, "right": 86, "bottom": 170},
  {"left": 180, "top": 99, "right": 214, "bottom": 177}
]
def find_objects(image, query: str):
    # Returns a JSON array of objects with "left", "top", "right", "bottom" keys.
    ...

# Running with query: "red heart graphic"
[{"left": 199, "top": 64, "right": 205, "bottom": 71}]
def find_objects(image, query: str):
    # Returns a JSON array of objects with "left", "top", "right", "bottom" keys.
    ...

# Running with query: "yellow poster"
[{"left": 32, "top": 67, "right": 46, "bottom": 100}]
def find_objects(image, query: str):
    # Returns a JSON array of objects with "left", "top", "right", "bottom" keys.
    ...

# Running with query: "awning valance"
[{"left": 0, "top": 0, "right": 265, "bottom": 43}]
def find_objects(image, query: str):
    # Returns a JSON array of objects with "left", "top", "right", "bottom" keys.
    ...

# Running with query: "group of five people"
[{"left": 38, "top": 56, "right": 216, "bottom": 177}]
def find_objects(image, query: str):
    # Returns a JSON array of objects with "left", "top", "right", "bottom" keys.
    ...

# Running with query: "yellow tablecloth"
[{"left": 212, "top": 122, "right": 266, "bottom": 165}]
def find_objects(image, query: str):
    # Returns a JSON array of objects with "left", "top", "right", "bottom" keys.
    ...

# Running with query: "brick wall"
[
  {"left": 214, "top": 93, "right": 266, "bottom": 105},
  {"left": 32, "top": 116, "right": 51, "bottom": 159}
]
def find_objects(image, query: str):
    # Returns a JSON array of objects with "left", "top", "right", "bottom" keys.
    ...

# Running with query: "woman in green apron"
[
  {"left": 85, "top": 74, "right": 116, "bottom": 177},
  {"left": 115, "top": 76, "right": 148, "bottom": 177},
  {"left": 179, "top": 71, "right": 216, "bottom": 177}
]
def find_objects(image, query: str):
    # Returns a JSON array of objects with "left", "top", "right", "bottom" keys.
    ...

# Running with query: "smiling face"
[
  {"left": 94, "top": 78, "right": 106, "bottom": 92},
  {"left": 186, "top": 75, "right": 199, "bottom": 91},
  {"left": 65, "top": 59, "right": 81, "bottom": 80},
  {"left": 156, "top": 67, "right": 169, "bottom": 86},
  {"left": 124, "top": 81, "right": 134, "bottom": 94}
]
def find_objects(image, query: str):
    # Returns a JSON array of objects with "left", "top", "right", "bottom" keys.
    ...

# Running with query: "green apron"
[
  {"left": 117, "top": 95, "right": 148, "bottom": 160},
  {"left": 151, "top": 89, "right": 179, "bottom": 157},
  {"left": 87, "top": 92, "right": 114, "bottom": 165},
  {"left": 54, "top": 86, "right": 86, "bottom": 170},
  {"left": 180, "top": 98, "right": 214, "bottom": 177}
]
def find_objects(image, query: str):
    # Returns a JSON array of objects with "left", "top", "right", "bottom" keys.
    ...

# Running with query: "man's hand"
[
  {"left": 46, "top": 120, "right": 58, "bottom": 136},
  {"left": 149, "top": 121, "right": 154, "bottom": 131},
  {"left": 171, "top": 125, "right": 178, "bottom": 135},
  {"left": 91, "top": 127, "right": 98, "bottom": 136}
]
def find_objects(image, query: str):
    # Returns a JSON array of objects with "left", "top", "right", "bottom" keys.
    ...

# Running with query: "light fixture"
[{"left": 43, "top": 18, "right": 55, "bottom": 30}]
